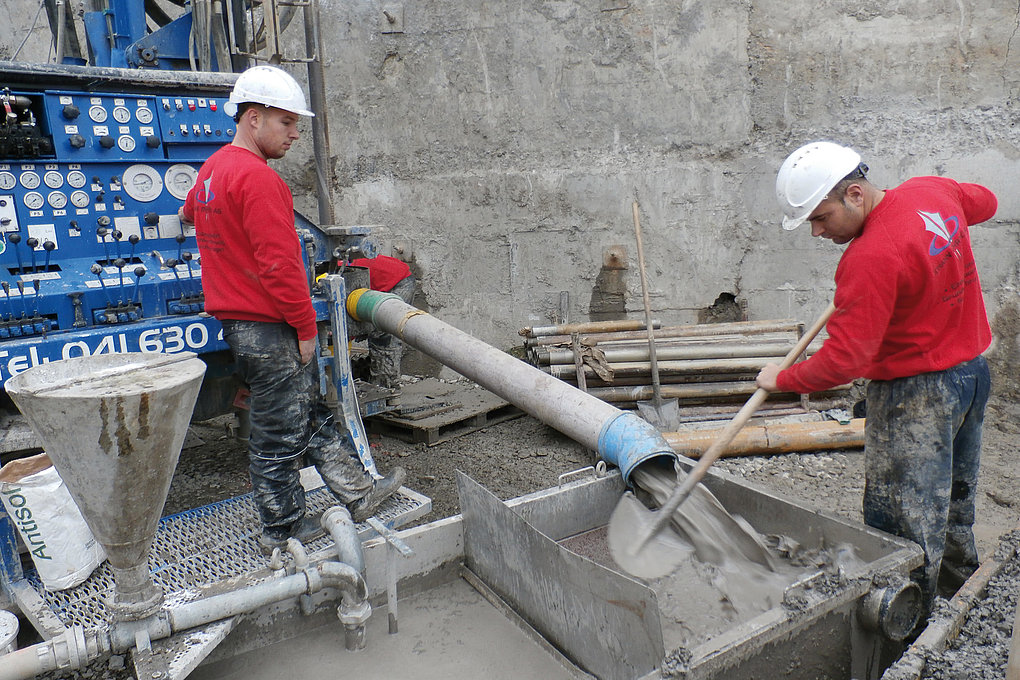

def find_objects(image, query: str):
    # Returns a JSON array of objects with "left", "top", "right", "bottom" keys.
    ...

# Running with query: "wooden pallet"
[{"left": 367, "top": 379, "right": 524, "bottom": 446}]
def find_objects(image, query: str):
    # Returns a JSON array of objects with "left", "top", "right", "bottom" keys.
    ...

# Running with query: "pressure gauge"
[
  {"left": 48, "top": 191, "right": 67, "bottom": 210},
  {"left": 118, "top": 135, "right": 137, "bottom": 153},
  {"left": 70, "top": 190, "right": 90, "bottom": 208},
  {"left": 20, "top": 171, "right": 40, "bottom": 189},
  {"left": 112, "top": 106, "right": 131, "bottom": 124},
  {"left": 89, "top": 105, "right": 108, "bottom": 123},
  {"left": 44, "top": 170, "right": 64, "bottom": 189},
  {"left": 164, "top": 164, "right": 198, "bottom": 200},
  {"left": 23, "top": 192, "right": 44, "bottom": 210},
  {"left": 136, "top": 107, "right": 153, "bottom": 124},
  {"left": 67, "top": 170, "right": 87, "bottom": 188},
  {"left": 122, "top": 164, "right": 163, "bottom": 202},
  {"left": 0, "top": 172, "right": 14, "bottom": 191}
]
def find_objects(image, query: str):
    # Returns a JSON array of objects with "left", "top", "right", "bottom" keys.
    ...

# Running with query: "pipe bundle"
[{"left": 520, "top": 317, "right": 851, "bottom": 419}]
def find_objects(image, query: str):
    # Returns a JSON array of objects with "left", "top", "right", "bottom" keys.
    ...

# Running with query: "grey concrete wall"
[
  {"left": 290, "top": 0, "right": 1020, "bottom": 357},
  {"left": 4, "top": 0, "right": 1019, "bottom": 389}
]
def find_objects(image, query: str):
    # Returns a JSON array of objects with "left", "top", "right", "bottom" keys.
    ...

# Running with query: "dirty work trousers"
[
  {"left": 863, "top": 355, "right": 990, "bottom": 611},
  {"left": 368, "top": 274, "right": 416, "bottom": 387},
  {"left": 221, "top": 320, "right": 373, "bottom": 537}
]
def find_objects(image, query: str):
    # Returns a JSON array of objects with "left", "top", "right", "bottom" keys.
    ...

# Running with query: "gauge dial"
[
  {"left": 0, "top": 172, "right": 14, "bottom": 191},
  {"left": 70, "top": 190, "right": 90, "bottom": 208},
  {"left": 112, "top": 106, "right": 131, "bottom": 123},
  {"left": 136, "top": 107, "right": 153, "bottom": 124},
  {"left": 20, "top": 172, "right": 40, "bottom": 189},
  {"left": 44, "top": 171, "right": 64, "bottom": 189},
  {"left": 118, "top": 136, "right": 136, "bottom": 153},
  {"left": 24, "top": 192, "right": 44, "bottom": 210},
  {"left": 164, "top": 164, "right": 198, "bottom": 200},
  {"left": 67, "top": 170, "right": 87, "bottom": 188},
  {"left": 122, "top": 164, "right": 163, "bottom": 202},
  {"left": 48, "top": 191, "right": 67, "bottom": 209},
  {"left": 88, "top": 105, "right": 108, "bottom": 123}
]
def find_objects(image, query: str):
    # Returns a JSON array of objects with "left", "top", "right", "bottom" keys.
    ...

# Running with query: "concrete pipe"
[{"left": 346, "top": 288, "right": 675, "bottom": 482}]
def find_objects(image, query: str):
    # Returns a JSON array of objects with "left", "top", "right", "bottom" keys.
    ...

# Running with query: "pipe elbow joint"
[
  {"left": 318, "top": 561, "right": 370, "bottom": 608},
  {"left": 322, "top": 505, "right": 365, "bottom": 573},
  {"left": 597, "top": 411, "right": 676, "bottom": 485}
]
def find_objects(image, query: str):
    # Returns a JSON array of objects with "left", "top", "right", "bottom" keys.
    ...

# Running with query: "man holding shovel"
[{"left": 755, "top": 141, "right": 996, "bottom": 619}]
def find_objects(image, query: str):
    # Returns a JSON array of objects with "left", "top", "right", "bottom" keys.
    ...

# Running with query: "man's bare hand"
[
  {"left": 756, "top": 363, "right": 781, "bottom": 392},
  {"left": 178, "top": 206, "right": 194, "bottom": 225},
  {"left": 299, "top": 337, "right": 317, "bottom": 365}
]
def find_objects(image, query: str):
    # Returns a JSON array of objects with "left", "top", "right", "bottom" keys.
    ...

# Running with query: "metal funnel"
[{"left": 5, "top": 352, "right": 206, "bottom": 620}]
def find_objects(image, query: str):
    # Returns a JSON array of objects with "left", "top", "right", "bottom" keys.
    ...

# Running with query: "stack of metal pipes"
[{"left": 520, "top": 318, "right": 851, "bottom": 421}]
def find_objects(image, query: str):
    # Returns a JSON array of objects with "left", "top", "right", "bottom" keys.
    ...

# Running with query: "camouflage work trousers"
[
  {"left": 863, "top": 355, "right": 990, "bottom": 611},
  {"left": 222, "top": 320, "right": 373, "bottom": 534}
]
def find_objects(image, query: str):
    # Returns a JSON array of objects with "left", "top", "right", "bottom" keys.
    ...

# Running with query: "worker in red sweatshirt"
[
  {"left": 181, "top": 65, "right": 405, "bottom": 555},
  {"left": 757, "top": 141, "right": 995, "bottom": 618},
  {"left": 348, "top": 254, "right": 416, "bottom": 388}
]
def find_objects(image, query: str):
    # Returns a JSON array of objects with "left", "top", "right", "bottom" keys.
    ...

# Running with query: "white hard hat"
[
  {"left": 775, "top": 141, "right": 862, "bottom": 230},
  {"left": 223, "top": 65, "right": 315, "bottom": 118}
]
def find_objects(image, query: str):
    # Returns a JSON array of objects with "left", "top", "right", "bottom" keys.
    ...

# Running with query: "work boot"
[
  {"left": 259, "top": 514, "right": 326, "bottom": 556},
  {"left": 350, "top": 467, "right": 407, "bottom": 523}
]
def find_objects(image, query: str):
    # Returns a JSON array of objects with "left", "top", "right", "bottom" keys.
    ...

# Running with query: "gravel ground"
[
  {"left": 919, "top": 530, "right": 1019, "bottom": 680},
  {"left": 24, "top": 380, "right": 1020, "bottom": 680}
]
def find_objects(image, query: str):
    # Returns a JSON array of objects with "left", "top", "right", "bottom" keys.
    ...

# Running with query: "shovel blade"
[
  {"left": 636, "top": 398, "right": 683, "bottom": 432},
  {"left": 607, "top": 492, "right": 695, "bottom": 579}
]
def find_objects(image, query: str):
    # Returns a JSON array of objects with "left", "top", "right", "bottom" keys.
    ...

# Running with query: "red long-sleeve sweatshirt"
[
  {"left": 183, "top": 145, "right": 317, "bottom": 341},
  {"left": 778, "top": 176, "right": 996, "bottom": 394}
]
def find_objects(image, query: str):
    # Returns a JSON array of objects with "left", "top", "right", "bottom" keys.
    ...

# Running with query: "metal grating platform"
[{"left": 21, "top": 485, "right": 431, "bottom": 633}]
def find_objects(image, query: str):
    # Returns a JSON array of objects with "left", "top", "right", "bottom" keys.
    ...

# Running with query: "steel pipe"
[
  {"left": 168, "top": 559, "right": 367, "bottom": 632},
  {"left": 538, "top": 342, "right": 800, "bottom": 366},
  {"left": 521, "top": 319, "right": 660, "bottom": 338},
  {"left": 346, "top": 288, "right": 675, "bottom": 481},
  {"left": 546, "top": 357, "right": 783, "bottom": 380}
]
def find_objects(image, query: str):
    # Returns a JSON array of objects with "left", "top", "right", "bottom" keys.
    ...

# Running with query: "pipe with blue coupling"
[{"left": 343, "top": 285, "right": 675, "bottom": 484}]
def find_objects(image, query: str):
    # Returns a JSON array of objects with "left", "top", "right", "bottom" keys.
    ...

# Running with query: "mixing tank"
[{"left": 5, "top": 351, "right": 206, "bottom": 620}]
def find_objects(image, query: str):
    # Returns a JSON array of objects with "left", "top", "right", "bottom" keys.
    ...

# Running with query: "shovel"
[
  {"left": 631, "top": 201, "right": 682, "bottom": 431},
  {"left": 608, "top": 300, "right": 837, "bottom": 579}
]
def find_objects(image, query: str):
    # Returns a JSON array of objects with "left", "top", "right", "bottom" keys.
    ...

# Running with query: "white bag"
[{"left": 0, "top": 453, "right": 106, "bottom": 591}]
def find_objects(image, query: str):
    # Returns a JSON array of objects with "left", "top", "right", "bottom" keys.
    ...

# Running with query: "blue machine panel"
[{"left": 0, "top": 85, "right": 230, "bottom": 362}]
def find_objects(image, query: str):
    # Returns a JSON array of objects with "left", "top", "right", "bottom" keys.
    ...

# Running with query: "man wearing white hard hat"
[
  {"left": 181, "top": 65, "right": 405, "bottom": 555},
  {"left": 756, "top": 141, "right": 996, "bottom": 622}
]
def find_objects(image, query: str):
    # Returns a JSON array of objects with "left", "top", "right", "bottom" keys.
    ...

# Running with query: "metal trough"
[{"left": 189, "top": 464, "right": 923, "bottom": 680}]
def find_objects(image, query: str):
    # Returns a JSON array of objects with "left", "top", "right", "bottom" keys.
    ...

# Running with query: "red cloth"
[
  {"left": 183, "top": 145, "right": 317, "bottom": 341},
  {"left": 778, "top": 177, "right": 995, "bottom": 393},
  {"left": 350, "top": 255, "right": 411, "bottom": 292}
]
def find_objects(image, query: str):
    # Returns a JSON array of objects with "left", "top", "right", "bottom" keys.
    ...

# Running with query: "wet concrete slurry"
[{"left": 189, "top": 578, "right": 579, "bottom": 680}]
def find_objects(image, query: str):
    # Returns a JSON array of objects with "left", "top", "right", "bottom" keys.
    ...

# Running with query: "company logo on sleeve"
[
  {"left": 196, "top": 173, "right": 215, "bottom": 204},
  {"left": 918, "top": 210, "right": 960, "bottom": 256}
]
